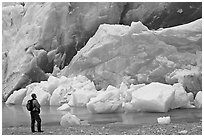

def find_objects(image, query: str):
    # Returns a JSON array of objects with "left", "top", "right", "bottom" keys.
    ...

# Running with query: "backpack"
[{"left": 26, "top": 99, "right": 33, "bottom": 111}]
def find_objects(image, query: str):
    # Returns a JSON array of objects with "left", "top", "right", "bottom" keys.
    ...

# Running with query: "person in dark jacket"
[{"left": 30, "top": 93, "right": 43, "bottom": 133}]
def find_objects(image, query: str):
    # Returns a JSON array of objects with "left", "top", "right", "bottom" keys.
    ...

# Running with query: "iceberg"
[{"left": 124, "top": 82, "right": 175, "bottom": 112}]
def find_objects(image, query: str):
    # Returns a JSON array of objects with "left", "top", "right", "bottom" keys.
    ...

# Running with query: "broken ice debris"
[{"left": 157, "top": 116, "right": 171, "bottom": 124}]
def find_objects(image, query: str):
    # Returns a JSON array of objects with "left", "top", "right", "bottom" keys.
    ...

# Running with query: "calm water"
[{"left": 2, "top": 103, "right": 202, "bottom": 128}]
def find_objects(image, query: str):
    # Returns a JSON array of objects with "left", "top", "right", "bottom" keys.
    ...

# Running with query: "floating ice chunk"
[
  {"left": 157, "top": 116, "right": 171, "bottom": 124},
  {"left": 87, "top": 86, "right": 123, "bottom": 113},
  {"left": 194, "top": 91, "right": 202, "bottom": 108},
  {"left": 60, "top": 112, "right": 81, "bottom": 126},
  {"left": 87, "top": 100, "right": 123, "bottom": 113},
  {"left": 125, "top": 82, "right": 175, "bottom": 112},
  {"left": 88, "top": 88, "right": 119, "bottom": 105},
  {"left": 6, "top": 88, "right": 27, "bottom": 105},
  {"left": 57, "top": 103, "right": 71, "bottom": 111}
]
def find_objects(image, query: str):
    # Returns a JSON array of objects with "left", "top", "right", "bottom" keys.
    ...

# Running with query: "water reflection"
[{"left": 2, "top": 103, "right": 202, "bottom": 128}]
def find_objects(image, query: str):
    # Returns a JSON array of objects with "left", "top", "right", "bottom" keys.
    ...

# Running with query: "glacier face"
[{"left": 2, "top": 2, "right": 202, "bottom": 102}]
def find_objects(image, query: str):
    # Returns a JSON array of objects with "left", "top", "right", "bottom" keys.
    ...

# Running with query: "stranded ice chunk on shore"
[
  {"left": 124, "top": 82, "right": 175, "bottom": 112},
  {"left": 60, "top": 112, "right": 81, "bottom": 127},
  {"left": 157, "top": 116, "right": 171, "bottom": 124}
]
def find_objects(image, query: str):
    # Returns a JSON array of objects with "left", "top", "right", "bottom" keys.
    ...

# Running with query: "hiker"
[{"left": 29, "top": 93, "right": 43, "bottom": 133}]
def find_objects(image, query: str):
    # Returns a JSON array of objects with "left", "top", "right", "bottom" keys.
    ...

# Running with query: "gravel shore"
[{"left": 2, "top": 119, "right": 202, "bottom": 135}]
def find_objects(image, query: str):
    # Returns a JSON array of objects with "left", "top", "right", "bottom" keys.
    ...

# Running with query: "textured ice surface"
[
  {"left": 62, "top": 19, "right": 202, "bottom": 95},
  {"left": 170, "top": 83, "right": 191, "bottom": 109},
  {"left": 57, "top": 103, "right": 71, "bottom": 111},
  {"left": 6, "top": 88, "right": 27, "bottom": 105},
  {"left": 157, "top": 116, "right": 171, "bottom": 124},
  {"left": 124, "top": 82, "right": 175, "bottom": 112}
]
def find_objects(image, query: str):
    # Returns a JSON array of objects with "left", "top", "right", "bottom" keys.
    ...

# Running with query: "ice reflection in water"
[{"left": 2, "top": 103, "right": 201, "bottom": 128}]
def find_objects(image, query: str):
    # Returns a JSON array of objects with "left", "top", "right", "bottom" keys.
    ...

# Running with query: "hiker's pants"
[{"left": 30, "top": 111, "right": 41, "bottom": 132}]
